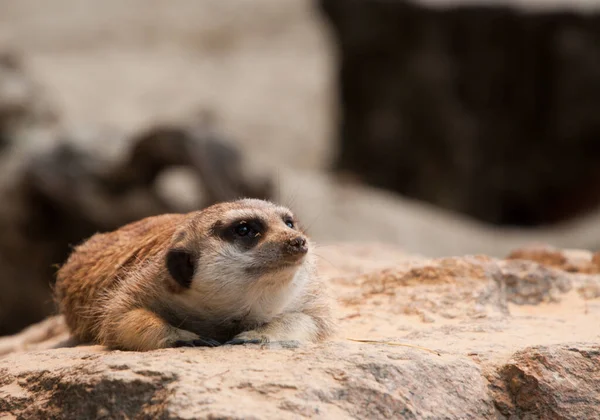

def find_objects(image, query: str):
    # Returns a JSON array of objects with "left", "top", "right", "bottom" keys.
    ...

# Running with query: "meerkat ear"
[{"left": 166, "top": 249, "right": 196, "bottom": 288}]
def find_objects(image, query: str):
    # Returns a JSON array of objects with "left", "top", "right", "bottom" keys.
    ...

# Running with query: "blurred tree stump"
[{"left": 320, "top": 0, "right": 600, "bottom": 226}]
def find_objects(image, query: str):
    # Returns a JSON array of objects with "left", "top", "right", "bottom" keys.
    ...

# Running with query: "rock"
[
  {"left": 506, "top": 245, "right": 600, "bottom": 302},
  {"left": 0, "top": 342, "right": 497, "bottom": 419},
  {"left": 0, "top": 316, "right": 69, "bottom": 357},
  {"left": 102, "top": 116, "right": 272, "bottom": 205},
  {"left": 507, "top": 244, "right": 600, "bottom": 274},
  {"left": 1, "top": 244, "right": 598, "bottom": 418},
  {"left": 499, "top": 260, "right": 573, "bottom": 305},
  {"left": 488, "top": 344, "right": 600, "bottom": 419},
  {"left": 319, "top": 0, "right": 600, "bottom": 226}
]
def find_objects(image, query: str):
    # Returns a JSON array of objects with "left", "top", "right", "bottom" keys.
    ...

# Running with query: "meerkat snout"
[
  {"left": 287, "top": 236, "right": 307, "bottom": 251},
  {"left": 284, "top": 236, "right": 308, "bottom": 256},
  {"left": 55, "top": 198, "right": 334, "bottom": 351}
]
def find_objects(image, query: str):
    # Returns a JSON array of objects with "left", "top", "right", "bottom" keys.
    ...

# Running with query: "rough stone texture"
[
  {"left": 1, "top": 244, "right": 598, "bottom": 418},
  {"left": 0, "top": 343, "right": 497, "bottom": 419},
  {"left": 507, "top": 244, "right": 600, "bottom": 273},
  {"left": 320, "top": 0, "right": 600, "bottom": 226},
  {"left": 488, "top": 344, "right": 600, "bottom": 419}
]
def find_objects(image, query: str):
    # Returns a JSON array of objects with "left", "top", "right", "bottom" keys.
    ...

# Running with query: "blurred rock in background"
[
  {"left": 0, "top": 50, "right": 58, "bottom": 145},
  {"left": 0, "top": 0, "right": 335, "bottom": 171},
  {"left": 320, "top": 0, "right": 600, "bottom": 226},
  {"left": 0, "top": 52, "right": 272, "bottom": 335}
]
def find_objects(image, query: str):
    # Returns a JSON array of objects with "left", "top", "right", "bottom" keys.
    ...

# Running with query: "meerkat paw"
[
  {"left": 226, "top": 312, "right": 320, "bottom": 346},
  {"left": 103, "top": 308, "right": 214, "bottom": 351},
  {"left": 225, "top": 330, "right": 268, "bottom": 345},
  {"left": 167, "top": 327, "right": 221, "bottom": 348},
  {"left": 173, "top": 337, "right": 221, "bottom": 348},
  {"left": 226, "top": 334, "right": 300, "bottom": 349}
]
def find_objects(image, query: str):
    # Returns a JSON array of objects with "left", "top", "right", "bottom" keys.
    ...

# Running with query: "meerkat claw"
[
  {"left": 225, "top": 338, "right": 263, "bottom": 345},
  {"left": 173, "top": 338, "right": 221, "bottom": 348}
]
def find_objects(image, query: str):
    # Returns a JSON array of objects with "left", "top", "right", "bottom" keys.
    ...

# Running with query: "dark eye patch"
[{"left": 211, "top": 217, "right": 267, "bottom": 249}]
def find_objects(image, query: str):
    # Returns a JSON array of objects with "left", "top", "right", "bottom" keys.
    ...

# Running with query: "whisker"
[
  {"left": 279, "top": 182, "right": 299, "bottom": 212},
  {"left": 176, "top": 314, "right": 190, "bottom": 329},
  {"left": 312, "top": 243, "right": 339, "bottom": 250},
  {"left": 313, "top": 253, "right": 340, "bottom": 270},
  {"left": 274, "top": 167, "right": 281, "bottom": 202},
  {"left": 302, "top": 210, "right": 323, "bottom": 235}
]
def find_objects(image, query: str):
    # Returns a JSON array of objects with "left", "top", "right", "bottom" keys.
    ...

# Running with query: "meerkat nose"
[{"left": 286, "top": 237, "right": 308, "bottom": 255}]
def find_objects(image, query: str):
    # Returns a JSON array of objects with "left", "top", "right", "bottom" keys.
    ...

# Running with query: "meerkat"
[{"left": 54, "top": 199, "right": 334, "bottom": 351}]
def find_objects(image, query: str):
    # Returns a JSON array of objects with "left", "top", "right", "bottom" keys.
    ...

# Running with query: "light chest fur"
[{"left": 167, "top": 257, "right": 314, "bottom": 333}]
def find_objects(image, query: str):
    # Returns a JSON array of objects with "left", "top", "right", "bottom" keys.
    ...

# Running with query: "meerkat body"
[{"left": 55, "top": 199, "right": 333, "bottom": 351}]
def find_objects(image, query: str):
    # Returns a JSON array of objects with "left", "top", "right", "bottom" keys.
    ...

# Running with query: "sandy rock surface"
[{"left": 1, "top": 244, "right": 598, "bottom": 419}]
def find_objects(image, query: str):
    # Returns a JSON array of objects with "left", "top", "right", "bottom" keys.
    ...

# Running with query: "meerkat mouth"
[{"left": 245, "top": 255, "right": 306, "bottom": 275}]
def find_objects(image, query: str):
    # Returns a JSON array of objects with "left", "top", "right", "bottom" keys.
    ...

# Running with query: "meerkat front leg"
[
  {"left": 101, "top": 307, "right": 220, "bottom": 351},
  {"left": 227, "top": 312, "right": 322, "bottom": 345}
]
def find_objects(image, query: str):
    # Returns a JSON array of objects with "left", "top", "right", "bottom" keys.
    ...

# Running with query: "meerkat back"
[{"left": 55, "top": 213, "right": 184, "bottom": 342}]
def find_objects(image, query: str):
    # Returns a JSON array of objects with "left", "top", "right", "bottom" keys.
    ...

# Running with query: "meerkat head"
[{"left": 164, "top": 199, "right": 313, "bottom": 305}]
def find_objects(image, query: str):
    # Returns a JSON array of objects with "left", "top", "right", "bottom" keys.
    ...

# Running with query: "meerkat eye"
[
  {"left": 284, "top": 219, "right": 294, "bottom": 229},
  {"left": 234, "top": 222, "right": 259, "bottom": 238},
  {"left": 235, "top": 223, "right": 250, "bottom": 236}
]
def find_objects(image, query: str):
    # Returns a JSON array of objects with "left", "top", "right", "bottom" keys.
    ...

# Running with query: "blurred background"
[{"left": 1, "top": 0, "right": 600, "bottom": 335}]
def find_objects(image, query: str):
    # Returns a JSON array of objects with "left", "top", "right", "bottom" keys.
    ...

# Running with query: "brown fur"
[{"left": 55, "top": 199, "right": 334, "bottom": 351}]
